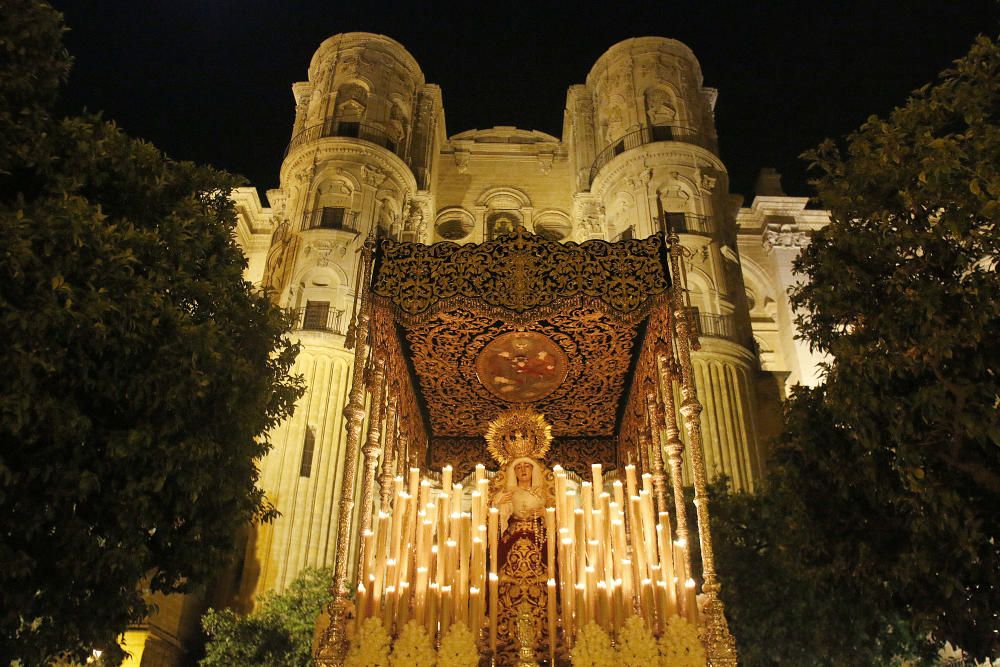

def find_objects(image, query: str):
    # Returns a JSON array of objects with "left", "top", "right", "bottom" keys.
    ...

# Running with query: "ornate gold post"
[
  {"left": 656, "top": 349, "right": 696, "bottom": 616},
  {"left": 637, "top": 430, "right": 651, "bottom": 477},
  {"left": 378, "top": 393, "right": 399, "bottom": 510},
  {"left": 316, "top": 236, "right": 377, "bottom": 666},
  {"left": 665, "top": 233, "right": 738, "bottom": 665},
  {"left": 644, "top": 382, "right": 670, "bottom": 515},
  {"left": 359, "top": 356, "right": 387, "bottom": 538}
]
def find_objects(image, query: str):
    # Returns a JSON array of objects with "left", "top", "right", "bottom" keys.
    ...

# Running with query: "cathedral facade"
[{"left": 127, "top": 32, "right": 828, "bottom": 665}]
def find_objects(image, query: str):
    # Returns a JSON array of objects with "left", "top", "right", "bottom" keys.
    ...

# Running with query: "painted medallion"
[{"left": 475, "top": 331, "right": 568, "bottom": 403}]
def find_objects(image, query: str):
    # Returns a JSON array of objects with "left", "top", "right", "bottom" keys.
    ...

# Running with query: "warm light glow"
[
  {"left": 685, "top": 578, "right": 696, "bottom": 588},
  {"left": 489, "top": 572, "right": 499, "bottom": 582}
]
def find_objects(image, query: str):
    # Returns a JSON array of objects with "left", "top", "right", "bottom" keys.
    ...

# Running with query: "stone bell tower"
[
  {"left": 566, "top": 37, "right": 764, "bottom": 491},
  {"left": 239, "top": 32, "right": 445, "bottom": 604}
]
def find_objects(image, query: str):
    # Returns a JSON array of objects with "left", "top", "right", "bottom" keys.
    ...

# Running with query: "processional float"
[{"left": 315, "top": 226, "right": 738, "bottom": 665}]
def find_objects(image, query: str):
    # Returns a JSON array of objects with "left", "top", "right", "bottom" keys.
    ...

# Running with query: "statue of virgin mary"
[{"left": 486, "top": 410, "right": 555, "bottom": 661}]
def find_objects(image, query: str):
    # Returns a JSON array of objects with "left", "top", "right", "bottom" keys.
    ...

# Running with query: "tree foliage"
[
  {"left": 707, "top": 36, "right": 998, "bottom": 664},
  {"left": 200, "top": 568, "right": 332, "bottom": 667},
  {"left": 764, "top": 34, "right": 998, "bottom": 660},
  {"left": 0, "top": 2, "right": 302, "bottom": 663}
]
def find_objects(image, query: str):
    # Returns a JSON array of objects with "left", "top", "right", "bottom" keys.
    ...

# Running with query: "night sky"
[{"left": 50, "top": 1, "right": 997, "bottom": 199}]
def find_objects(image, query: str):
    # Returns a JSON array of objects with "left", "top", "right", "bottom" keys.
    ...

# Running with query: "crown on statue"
[{"left": 485, "top": 408, "right": 552, "bottom": 465}]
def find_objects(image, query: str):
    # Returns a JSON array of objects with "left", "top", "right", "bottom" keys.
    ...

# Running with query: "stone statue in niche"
[
  {"left": 645, "top": 88, "right": 677, "bottom": 126},
  {"left": 262, "top": 221, "right": 298, "bottom": 299},
  {"left": 605, "top": 106, "right": 625, "bottom": 143}
]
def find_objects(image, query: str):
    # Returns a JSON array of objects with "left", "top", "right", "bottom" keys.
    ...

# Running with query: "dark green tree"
[
  {"left": 200, "top": 567, "right": 333, "bottom": 667},
  {"left": 0, "top": 2, "right": 302, "bottom": 663},
  {"left": 770, "top": 34, "right": 998, "bottom": 660}
]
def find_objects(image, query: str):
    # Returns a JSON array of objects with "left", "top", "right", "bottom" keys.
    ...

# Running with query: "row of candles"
[{"left": 353, "top": 462, "right": 699, "bottom": 656}]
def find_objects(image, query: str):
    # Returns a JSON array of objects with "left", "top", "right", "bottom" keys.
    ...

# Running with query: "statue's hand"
[{"left": 493, "top": 490, "right": 513, "bottom": 507}]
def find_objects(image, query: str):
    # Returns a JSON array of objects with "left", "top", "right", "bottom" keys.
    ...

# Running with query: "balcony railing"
[
  {"left": 284, "top": 120, "right": 404, "bottom": 160},
  {"left": 665, "top": 212, "right": 714, "bottom": 236},
  {"left": 687, "top": 310, "right": 737, "bottom": 341},
  {"left": 292, "top": 306, "right": 345, "bottom": 335},
  {"left": 589, "top": 124, "right": 714, "bottom": 185}
]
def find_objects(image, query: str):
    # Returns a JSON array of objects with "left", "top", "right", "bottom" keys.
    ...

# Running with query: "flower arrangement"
[
  {"left": 658, "top": 616, "right": 706, "bottom": 667},
  {"left": 616, "top": 616, "right": 658, "bottom": 665},
  {"left": 570, "top": 622, "right": 615, "bottom": 667},
  {"left": 437, "top": 622, "right": 479, "bottom": 667},
  {"left": 389, "top": 620, "right": 437, "bottom": 667},
  {"left": 345, "top": 617, "right": 391, "bottom": 667}
]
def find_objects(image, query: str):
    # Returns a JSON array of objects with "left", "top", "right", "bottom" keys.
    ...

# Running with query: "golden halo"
[{"left": 485, "top": 408, "right": 553, "bottom": 465}]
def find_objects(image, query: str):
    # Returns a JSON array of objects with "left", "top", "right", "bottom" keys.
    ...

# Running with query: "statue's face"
[{"left": 514, "top": 461, "right": 533, "bottom": 483}]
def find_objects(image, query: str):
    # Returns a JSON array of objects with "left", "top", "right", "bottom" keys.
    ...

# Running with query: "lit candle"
[
  {"left": 656, "top": 518, "right": 677, "bottom": 617},
  {"left": 545, "top": 507, "right": 556, "bottom": 579},
  {"left": 489, "top": 572, "right": 499, "bottom": 653},
  {"left": 581, "top": 482, "right": 594, "bottom": 536},
  {"left": 418, "top": 478, "right": 431, "bottom": 509},
  {"left": 451, "top": 483, "right": 464, "bottom": 518},
  {"left": 639, "top": 490, "right": 657, "bottom": 569},
  {"left": 441, "top": 465, "right": 453, "bottom": 494},
  {"left": 624, "top": 465, "right": 639, "bottom": 504},
  {"left": 597, "top": 580, "right": 610, "bottom": 631},
  {"left": 408, "top": 467, "right": 420, "bottom": 499},
  {"left": 630, "top": 496, "right": 647, "bottom": 575},
  {"left": 441, "top": 584, "right": 452, "bottom": 634},
  {"left": 547, "top": 578, "right": 558, "bottom": 664},
  {"left": 612, "top": 480, "right": 625, "bottom": 513},
  {"left": 355, "top": 582, "right": 368, "bottom": 632},
  {"left": 475, "top": 463, "right": 486, "bottom": 483},
  {"left": 560, "top": 536, "right": 575, "bottom": 642},
  {"left": 640, "top": 578, "right": 654, "bottom": 623},
  {"left": 414, "top": 565, "right": 429, "bottom": 624},
  {"left": 471, "top": 491, "right": 482, "bottom": 533},
  {"left": 591, "top": 463, "right": 603, "bottom": 498},
  {"left": 359, "top": 527, "right": 375, "bottom": 617},
  {"left": 620, "top": 558, "right": 634, "bottom": 617},
  {"left": 398, "top": 580, "right": 411, "bottom": 627},
  {"left": 685, "top": 578, "right": 699, "bottom": 624},
  {"left": 426, "top": 581, "right": 439, "bottom": 636},
  {"left": 488, "top": 508, "right": 499, "bottom": 574},
  {"left": 383, "top": 584, "right": 398, "bottom": 630},
  {"left": 372, "top": 511, "right": 390, "bottom": 604},
  {"left": 470, "top": 585, "right": 482, "bottom": 635}
]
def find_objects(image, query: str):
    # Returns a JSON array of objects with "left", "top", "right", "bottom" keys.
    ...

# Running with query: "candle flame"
[
  {"left": 446, "top": 540, "right": 457, "bottom": 547},
  {"left": 490, "top": 573, "right": 499, "bottom": 582},
  {"left": 421, "top": 479, "right": 430, "bottom": 487},
  {"left": 547, "top": 578, "right": 556, "bottom": 586},
  {"left": 357, "top": 583, "right": 366, "bottom": 593},
  {"left": 685, "top": 578, "right": 696, "bottom": 588},
  {"left": 675, "top": 538, "right": 687, "bottom": 548},
  {"left": 363, "top": 529, "right": 374, "bottom": 537}
]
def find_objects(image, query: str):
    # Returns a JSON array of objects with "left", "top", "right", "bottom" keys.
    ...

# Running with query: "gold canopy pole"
[
  {"left": 360, "top": 357, "right": 388, "bottom": 537},
  {"left": 665, "top": 231, "right": 738, "bottom": 665},
  {"left": 644, "top": 381, "right": 670, "bottom": 515},
  {"left": 316, "top": 234, "right": 376, "bottom": 666},
  {"left": 379, "top": 394, "right": 400, "bottom": 511},
  {"left": 656, "top": 348, "right": 696, "bottom": 621}
]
